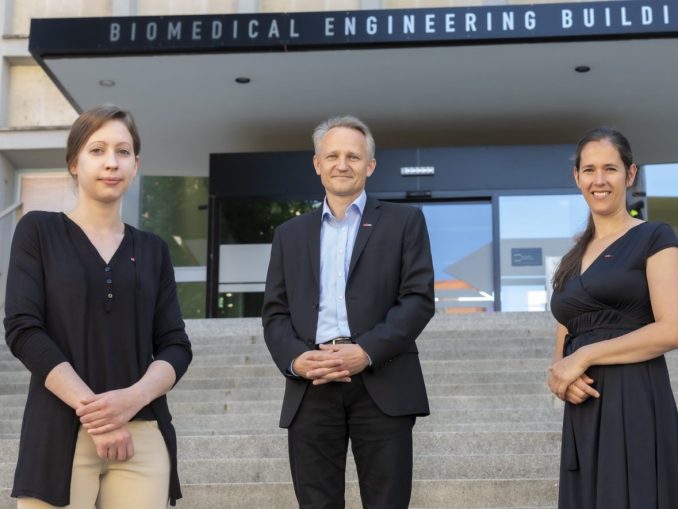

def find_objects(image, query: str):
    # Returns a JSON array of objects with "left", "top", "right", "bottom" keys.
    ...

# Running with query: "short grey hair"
[{"left": 312, "top": 115, "right": 376, "bottom": 160}]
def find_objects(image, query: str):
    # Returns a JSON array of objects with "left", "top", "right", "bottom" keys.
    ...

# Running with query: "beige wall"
[
  {"left": 7, "top": 0, "right": 623, "bottom": 34},
  {"left": 257, "top": 0, "right": 360, "bottom": 12},
  {"left": 19, "top": 173, "right": 77, "bottom": 214},
  {"left": 10, "top": 0, "right": 112, "bottom": 35},
  {"left": 137, "top": 0, "right": 238, "bottom": 15},
  {"left": 6, "top": 66, "right": 77, "bottom": 127}
]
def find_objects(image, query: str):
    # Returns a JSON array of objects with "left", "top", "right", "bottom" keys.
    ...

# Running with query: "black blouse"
[
  {"left": 63, "top": 215, "right": 154, "bottom": 419},
  {"left": 4, "top": 211, "right": 192, "bottom": 506}
]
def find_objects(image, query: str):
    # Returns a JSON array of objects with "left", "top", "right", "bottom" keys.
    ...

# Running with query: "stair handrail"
[
  {"left": 0, "top": 201, "right": 22, "bottom": 316},
  {"left": 0, "top": 201, "right": 22, "bottom": 221}
]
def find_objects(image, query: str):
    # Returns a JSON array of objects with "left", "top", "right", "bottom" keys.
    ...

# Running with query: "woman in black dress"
[
  {"left": 548, "top": 127, "right": 678, "bottom": 508},
  {"left": 4, "top": 105, "right": 192, "bottom": 508}
]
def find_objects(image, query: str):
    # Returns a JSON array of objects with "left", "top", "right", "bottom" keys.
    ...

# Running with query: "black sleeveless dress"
[{"left": 551, "top": 221, "right": 678, "bottom": 509}]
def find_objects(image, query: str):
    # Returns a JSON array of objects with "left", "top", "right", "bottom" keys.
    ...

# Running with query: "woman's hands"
[
  {"left": 76, "top": 360, "right": 176, "bottom": 435},
  {"left": 76, "top": 387, "right": 145, "bottom": 435},
  {"left": 548, "top": 350, "right": 600, "bottom": 404},
  {"left": 89, "top": 425, "right": 135, "bottom": 461}
]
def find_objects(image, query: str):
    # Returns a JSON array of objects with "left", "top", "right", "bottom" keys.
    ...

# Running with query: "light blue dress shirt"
[{"left": 315, "top": 191, "right": 366, "bottom": 344}]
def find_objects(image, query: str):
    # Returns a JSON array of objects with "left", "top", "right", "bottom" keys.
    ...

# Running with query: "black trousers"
[{"left": 287, "top": 375, "right": 415, "bottom": 509}]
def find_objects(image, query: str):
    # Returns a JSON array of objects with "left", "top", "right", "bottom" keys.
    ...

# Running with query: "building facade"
[{"left": 1, "top": 0, "right": 677, "bottom": 317}]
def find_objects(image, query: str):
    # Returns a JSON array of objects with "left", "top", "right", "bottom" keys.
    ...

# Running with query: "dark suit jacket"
[{"left": 262, "top": 196, "right": 435, "bottom": 428}]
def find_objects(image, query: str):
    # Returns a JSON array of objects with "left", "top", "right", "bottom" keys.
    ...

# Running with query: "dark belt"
[{"left": 319, "top": 336, "right": 353, "bottom": 346}]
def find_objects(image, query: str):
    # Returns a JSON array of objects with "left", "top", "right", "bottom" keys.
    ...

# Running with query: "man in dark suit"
[{"left": 262, "top": 115, "right": 434, "bottom": 509}]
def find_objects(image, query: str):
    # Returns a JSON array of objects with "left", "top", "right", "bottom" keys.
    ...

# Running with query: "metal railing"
[{"left": 0, "top": 201, "right": 22, "bottom": 315}]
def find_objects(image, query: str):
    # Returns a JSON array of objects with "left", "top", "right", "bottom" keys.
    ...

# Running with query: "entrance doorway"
[
  {"left": 209, "top": 196, "right": 494, "bottom": 317},
  {"left": 411, "top": 201, "right": 494, "bottom": 314}
]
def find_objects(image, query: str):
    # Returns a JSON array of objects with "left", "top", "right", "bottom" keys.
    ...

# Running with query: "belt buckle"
[{"left": 328, "top": 336, "right": 351, "bottom": 345}]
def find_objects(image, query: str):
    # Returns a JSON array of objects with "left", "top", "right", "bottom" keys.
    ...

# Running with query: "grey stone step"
[
  {"left": 2, "top": 363, "right": 677, "bottom": 388},
  {"left": 171, "top": 479, "right": 558, "bottom": 509},
  {"left": 0, "top": 346, "right": 557, "bottom": 366},
  {"left": 167, "top": 407, "right": 564, "bottom": 432},
  {"left": 184, "top": 336, "right": 555, "bottom": 352},
  {"left": 0, "top": 431, "right": 562, "bottom": 462},
  {"left": 181, "top": 312, "right": 557, "bottom": 337},
  {"left": 0, "top": 381, "right": 554, "bottom": 398},
  {"left": 0, "top": 311, "right": 661, "bottom": 508},
  {"left": 176, "top": 381, "right": 551, "bottom": 397},
  {"left": 0, "top": 383, "right": 559, "bottom": 407},
  {"left": 171, "top": 421, "right": 563, "bottom": 437},
  {"left": 165, "top": 394, "right": 560, "bottom": 416},
  {"left": 179, "top": 453, "right": 560, "bottom": 485},
  {"left": 0, "top": 359, "right": 555, "bottom": 382},
  {"left": 0, "top": 453, "right": 560, "bottom": 487},
  {"left": 178, "top": 369, "right": 551, "bottom": 385},
  {"left": 185, "top": 329, "right": 555, "bottom": 346}
]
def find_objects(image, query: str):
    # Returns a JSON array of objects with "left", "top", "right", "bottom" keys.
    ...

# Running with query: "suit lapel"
[
  {"left": 308, "top": 207, "right": 323, "bottom": 287},
  {"left": 348, "top": 197, "right": 381, "bottom": 279}
]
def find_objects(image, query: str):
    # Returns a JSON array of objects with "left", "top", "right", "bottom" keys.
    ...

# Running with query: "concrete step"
[
  {"left": 0, "top": 366, "right": 555, "bottom": 385},
  {"left": 0, "top": 346, "right": 557, "bottom": 366},
  {"left": 0, "top": 480, "right": 557, "bottom": 509},
  {"left": 168, "top": 421, "right": 563, "bottom": 437},
  {"left": 1, "top": 311, "right": 668, "bottom": 509},
  {"left": 178, "top": 453, "right": 560, "bottom": 484},
  {"left": 167, "top": 479, "right": 559, "bottom": 509},
  {"left": 165, "top": 394, "right": 562, "bottom": 416},
  {"left": 0, "top": 431, "right": 562, "bottom": 464},
  {"left": 0, "top": 386, "right": 559, "bottom": 408},
  {"left": 183, "top": 329, "right": 556, "bottom": 346},
  {"left": 0, "top": 404, "right": 565, "bottom": 433},
  {"left": 0, "top": 479, "right": 558, "bottom": 508},
  {"left": 0, "top": 453, "right": 560, "bottom": 487}
]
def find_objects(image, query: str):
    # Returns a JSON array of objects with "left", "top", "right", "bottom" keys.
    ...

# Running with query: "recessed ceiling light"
[
  {"left": 235, "top": 77, "right": 251, "bottom": 84},
  {"left": 575, "top": 65, "right": 591, "bottom": 73},
  {"left": 99, "top": 79, "right": 116, "bottom": 87}
]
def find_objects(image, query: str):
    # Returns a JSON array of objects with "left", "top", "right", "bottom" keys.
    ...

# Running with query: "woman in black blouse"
[{"left": 4, "top": 105, "right": 192, "bottom": 508}]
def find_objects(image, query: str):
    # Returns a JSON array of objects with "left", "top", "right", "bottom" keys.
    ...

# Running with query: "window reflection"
[
  {"left": 217, "top": 199, "right": 320, "bottom": 318},
  {"left": 499, "top": 194, "right": 588, "bottom": 312}
]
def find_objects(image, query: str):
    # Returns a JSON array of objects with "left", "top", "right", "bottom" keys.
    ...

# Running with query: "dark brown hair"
[
  {"left": 66, "top": 105, "right": 140, "bottom": 173},
  {"left": 552, "top": 127, "right": 634, "bottom": 291}
]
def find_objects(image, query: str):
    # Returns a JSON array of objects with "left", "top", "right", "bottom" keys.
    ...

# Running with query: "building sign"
[{"left": 29, "top": 1, "right": 677, "bottom": 56}]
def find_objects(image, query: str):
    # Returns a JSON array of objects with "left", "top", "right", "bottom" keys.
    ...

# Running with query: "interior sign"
[{"left": 511, "top": 248, "right": 543, "bottom": 267}]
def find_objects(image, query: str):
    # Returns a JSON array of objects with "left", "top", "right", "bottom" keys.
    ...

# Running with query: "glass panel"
[
  {"left": 421, "top": 202, "right": 494, "bottom": 313},
  {"left": 140, "top": 176, "right": 208, "bottom": 266},
  {"left": 499, "top": 194, "right": 588, "bottom": 312},
  {"left": 645, "top": 163, "right": 678, "bottom": 198},
  {"left": 217, "top": 199, "right": 321, "bottom": 318},
  {"left": 645, "top": 163, "right": 678, "bottom": 233},
  {"left": 176, "top": 281, "right": 207, "bottom": 319},
  {"left": 140, "top": 176, "right": 208, "bottom": 318}
]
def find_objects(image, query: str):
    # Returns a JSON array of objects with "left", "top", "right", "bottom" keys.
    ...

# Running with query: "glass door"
[
  {"left": 214, "top": 198, "right": 320, "bottom": 317},
  {"left": 413, "top": 201, "right": 494, "bottom": 313}
]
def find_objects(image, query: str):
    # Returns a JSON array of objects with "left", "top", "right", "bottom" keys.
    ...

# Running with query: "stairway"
[{"left": 0, "top": 311, "right": 644, "bottom": 508}]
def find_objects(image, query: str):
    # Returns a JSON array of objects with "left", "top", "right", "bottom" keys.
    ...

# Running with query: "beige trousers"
[{"left": 18, "top": 420, "right": 170, "bottom": 509}]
